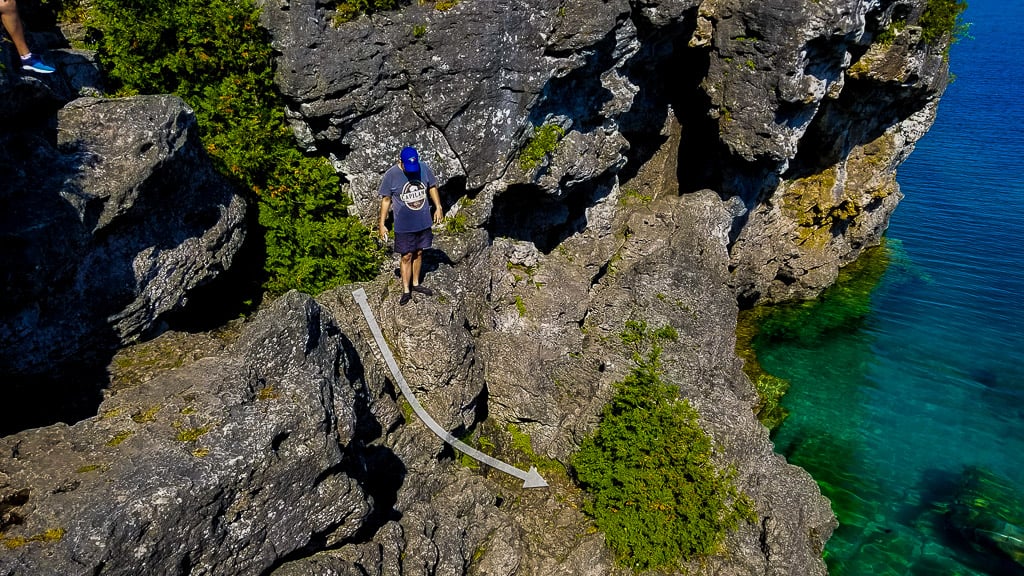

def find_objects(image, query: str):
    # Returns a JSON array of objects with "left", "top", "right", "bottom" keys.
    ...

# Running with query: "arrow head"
[{"left": 522, "top": 466, "right": 548, "bottom": 489}]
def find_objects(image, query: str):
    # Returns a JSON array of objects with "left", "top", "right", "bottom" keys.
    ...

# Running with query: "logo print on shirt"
[{"left": 401, "top": 181, "right": 428, "bottom": 210}]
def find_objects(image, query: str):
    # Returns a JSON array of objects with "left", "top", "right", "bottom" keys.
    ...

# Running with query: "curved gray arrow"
[{"left": 352, "top": 288, "right": 548, "bottom": 489}]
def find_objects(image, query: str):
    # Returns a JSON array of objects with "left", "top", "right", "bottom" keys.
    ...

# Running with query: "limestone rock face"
[
  {"left": 0, "top": 0, "right": 955, "bottom": 573},
  {"left": 262, "top": 0, "right": 948, "bottom": 305},
  {"left": 721, "top": 0, "right": 952, "bottom": 303},
  {"left": 259, "top": 0, "right": 688, "bottom": 225},
  {"left": 289, "top": 121, "right": 835, "bottom": 576},
  {"left": 0, "top": 96, "right": 247, "bottom": 426},
  {"left": 0, "top": 42, "right": 106, "bottom": 124},
  {"left": 0, "top": 292, "right": 371, "bottom": 576}
]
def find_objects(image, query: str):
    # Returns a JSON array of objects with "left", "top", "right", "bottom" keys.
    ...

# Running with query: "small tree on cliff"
[{"left": 572, "top": 321, "right": 755, "bottom": 572}]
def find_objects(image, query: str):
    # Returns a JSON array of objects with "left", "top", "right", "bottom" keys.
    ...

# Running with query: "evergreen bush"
[
  {"left": 572, "top": 321, "right": 754, "bottom": 572},
  {"left": 919, "top": 0, "right": 969, "bottom": 46},
  {"left": 87, "top": 0, "right": 381, "bottom": 296}
]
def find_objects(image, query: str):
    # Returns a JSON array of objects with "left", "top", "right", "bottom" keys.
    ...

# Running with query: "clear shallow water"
[{"left": 758, "top": 1, "right": 1024, "bottom": 574}]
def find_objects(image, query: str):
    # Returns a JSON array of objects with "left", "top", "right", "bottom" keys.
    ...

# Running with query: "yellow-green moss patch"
[
  {"left": 1, "top": 527, "right": 65, "bottom": 549},
  {"left": 131, "top": 405, "right": 162, "bottom": 423},
  {"left": 257, "top": 386, "right": 280, "bottom": 401},
  {"left": 175, "top": 426, "right": 210, "bottom": 443},
  {"left": 107, "top": 430, "right": 134, "bottom": 447},
  {"left": 100, "top": 407, "right": 124, "bottom": 420}
]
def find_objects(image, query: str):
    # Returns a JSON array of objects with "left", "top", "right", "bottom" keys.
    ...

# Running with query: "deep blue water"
[{"left": 758, "top": 1, "right": 1024, "bottom": 574}]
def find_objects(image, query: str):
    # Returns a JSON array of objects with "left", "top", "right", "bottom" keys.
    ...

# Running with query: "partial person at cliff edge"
[
  {"left": 378, "top": 146, "right": 444, "bottom": 306},
  {"left": 0, "top": 0, "right": 55, "bottom": 74}
]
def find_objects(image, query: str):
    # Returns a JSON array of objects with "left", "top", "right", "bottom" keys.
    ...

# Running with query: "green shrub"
[
  {"left": 443, "top": 211, "right": 468, "bottom": 234},
  {"left": 573, "top": 323, "right": 754, "bottom": 572},
  {"left": 876, "top": 17, "right": 907, "bottom": 46},
  {"left": 919, "top": 0, "right": 969, "bottom": 46},
  {"left": 88, "top": 0, "right": 382, "bottom": 295},
  {"left": 518, "top": 123, "right": 565, "bottom": 171},
  {"left": 333, "top": 0, "right": 404, "bottom": 24}
]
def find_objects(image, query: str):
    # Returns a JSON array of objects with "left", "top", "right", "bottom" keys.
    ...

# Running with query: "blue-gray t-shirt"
[{"left": 378, "top": 163, "right": 438, "bottom": 233}]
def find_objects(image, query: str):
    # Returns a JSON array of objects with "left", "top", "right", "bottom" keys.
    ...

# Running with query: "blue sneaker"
[{"left": 21, "top": 54, "right": 55, "bottom": 74}]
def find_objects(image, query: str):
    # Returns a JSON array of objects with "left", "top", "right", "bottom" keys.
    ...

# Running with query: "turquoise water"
[{"left": 759, "top": 1, "right": 1024, "bottom": 574}]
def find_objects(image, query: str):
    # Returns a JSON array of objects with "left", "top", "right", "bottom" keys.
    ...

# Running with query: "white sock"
[{"left": 20, "top": 53, "right": 33, "bottom": 61}]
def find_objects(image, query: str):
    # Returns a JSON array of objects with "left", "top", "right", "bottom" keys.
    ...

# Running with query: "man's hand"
[
  {"left": 428, "top": 186, "right": 444, "bottom": 225},
  {"left": 378, "top": 195, "right": 391, "bottom": 241}
]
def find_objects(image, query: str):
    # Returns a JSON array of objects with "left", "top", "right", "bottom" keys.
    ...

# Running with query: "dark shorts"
[{"left": 394, "top": 228, "right": 433, "bottom": 255}]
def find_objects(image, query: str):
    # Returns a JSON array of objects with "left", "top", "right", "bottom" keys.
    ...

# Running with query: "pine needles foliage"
[
  {"left": 572, "top": 321, "right": 755, "bottom": 572},
  {"left": 87, "top": 0, "right": 381, "bottom": 296},
  {"left": 920, "top": 0, "right": 969, "bottom": 46}
]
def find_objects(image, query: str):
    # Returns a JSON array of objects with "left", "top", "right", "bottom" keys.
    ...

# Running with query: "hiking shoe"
[
  {"left": 411, "top": 285, "right": 433, "bottom": 296},
  {"left": 21, "top": 55, "right": 55, "bottom": 74},
  {"left": 399, "top": 292, "right": 412, "bottom": 306}
]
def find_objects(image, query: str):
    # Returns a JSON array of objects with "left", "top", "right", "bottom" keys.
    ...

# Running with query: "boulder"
[
  {"left": 0, "top": 292, "right": 371, "bottom": 575},
  {"left": 0, "top": 96, "right": 247, "bottom": 431}
]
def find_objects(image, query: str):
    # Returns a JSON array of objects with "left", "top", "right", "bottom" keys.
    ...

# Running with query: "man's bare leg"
[
  {"left": 411, "top": 249, "right": 423, "bottom": 287},
  {"left": 0, "top": 0, "right": 30, "bottom": 57},
  {"left": 400, "top": 252, "right": 413, "bottom": 293}
]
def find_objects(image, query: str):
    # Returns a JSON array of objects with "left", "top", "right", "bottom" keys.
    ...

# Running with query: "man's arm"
[
  {"left": 379, "top": 196, "right": 392, "bottom": 240},
  {"left": 429, "top": 186, "right": 444, "bottom": 225}
]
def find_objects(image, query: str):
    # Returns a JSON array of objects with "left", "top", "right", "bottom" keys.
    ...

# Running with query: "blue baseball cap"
[{"left": 400, "top": 146, "right": 420, "bottom": 173}]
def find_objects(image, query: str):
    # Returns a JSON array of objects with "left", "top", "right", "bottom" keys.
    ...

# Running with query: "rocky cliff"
[
  {"left": 0, "top": 0, "right": 954, "bottom": 573},
  {"left": 262, "top": 0, "right": 949, "bottom": 305},
  {"left": 0, "top": 91, "right": 248, "bottom": 433}
]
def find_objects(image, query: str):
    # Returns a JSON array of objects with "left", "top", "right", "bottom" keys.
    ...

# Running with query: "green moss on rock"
[
  {"left": 106, "top": 430, "right": 134, "bottom": 446},
  {"left": 736, "top": 309, "right": 792, "bottom": 431},
  {"left": 757, "top": 243, "right": 891, "bottom": 345},
  {"left": 131, "top": 405, "right": 161, "bottom": 423},
  {"left": 175, "top": 426, "right": 210, "bottom": 442},
  {"left": 518, "top": 124, "right": 565, "bottom": 171}
]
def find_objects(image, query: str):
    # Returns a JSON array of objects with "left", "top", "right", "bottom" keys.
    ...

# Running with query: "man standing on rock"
[{"left": 378, "top": 146, "right": 444, "bottom": 306}]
